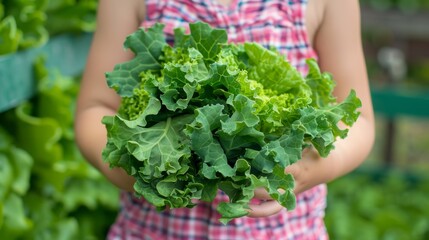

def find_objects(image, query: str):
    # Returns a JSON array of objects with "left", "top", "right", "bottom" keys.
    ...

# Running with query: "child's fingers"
[
  {"left": 247, "top": 200, "right": 283, "bottom": 218},
  {"left": 253, "top": 187, "right": 272, "bottom": 200}
]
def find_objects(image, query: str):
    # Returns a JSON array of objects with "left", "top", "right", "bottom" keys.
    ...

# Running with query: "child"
[{"left": 75, "top": 0, "right": 375, "bottom": 239}]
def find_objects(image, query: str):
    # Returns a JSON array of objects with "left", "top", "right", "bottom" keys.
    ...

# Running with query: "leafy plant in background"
[
  {"left": 0, "top": 57, "right": 119, "bottom": 239},
  {"left": 0, "top": 128, "right": 33, "bottom": 238},
  {"left": 0, "top": 0, "right": 97, "bottom": 55},
  {"left": 326, "top": 169, "right": 429, "bottom": 240},
  {"left": 360, "top": 0, "right": 429, "bottom": 12},
  {"left": 0, "top": 15, "right": 22, "bottom": 54},
  {"left": 407, "top": 61, "right": 429, "bottom": 87},
  {"left": 44, "top": 0, "right": 97, "bottom": 36}
]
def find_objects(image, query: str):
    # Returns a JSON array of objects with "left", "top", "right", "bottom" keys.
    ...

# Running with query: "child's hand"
[
  {"left": 247, "top": 148, "right": 327, "bottom": 218},
  {"left": 247, "top": 188, "right": 283, "bottom": 218},
  {"left": 285, "top": 146, "right": 338, "bottom": 196}
]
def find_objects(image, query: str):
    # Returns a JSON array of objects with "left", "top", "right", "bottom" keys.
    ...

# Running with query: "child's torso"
[{"left": 140, "top": 0, "right": 323, "bottom": 74}]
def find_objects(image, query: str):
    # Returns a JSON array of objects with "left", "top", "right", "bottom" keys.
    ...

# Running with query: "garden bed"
[
  {"left": 0, "top": 33, "right": 92, "bottom": 113},
  {"left": 326, "top": 167, "right": 429, "bottom": 240}
]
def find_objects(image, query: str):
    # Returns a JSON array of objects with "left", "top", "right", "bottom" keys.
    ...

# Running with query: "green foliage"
[
  {"left": 360, "top": 0, "right": 429, "bottom": 12},
  {"left": 103, "top": 22, "right": 361, "bottom": 223},
  {"left": 326, "top": 168, "right": 429, "bottom": 240},
  {"left": 408, "top": 60, "right": 429, "bottom": 87},
  {"left": 0, "top": 16, "right": 22, "bottom": 54},
  {"left": 0, "top": 0, "right": 97, "bottom": 55},
  {"left": 0, "top": 57, "right": 119, "bottom": 239}
]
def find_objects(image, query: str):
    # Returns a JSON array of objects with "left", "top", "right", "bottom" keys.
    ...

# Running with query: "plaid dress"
[{"left": 108, "top": 0, "right": 328, "bottom": 239}]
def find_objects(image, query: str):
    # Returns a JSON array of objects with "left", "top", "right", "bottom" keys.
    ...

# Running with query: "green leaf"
[
  {"left": 45, "top": 2, "right": 97, "bottom": 35},
  {"left": 103, "top": 114, "right": 195, "bottom": 197},
  {"left": 134, "top": 179, "right": 168, "bottom": 209},
  {"left": 245, "top": 147, "right": 276, "bottom": 174},
  {"left": 277, "top": 128, "right": 306, "bottom": 166},
  {"left": 265, "top": 166, "right": 296, "bottom": 209},
  {"left": 305, "top": 58, "right": 336, "bottom": 108},
  {"left": 161, "top": 84, "right": 195, "bottom": 111},
  {"left": 126, "top": 116, "right": 193, "bottom": 180},
  {"left": 0, "top": 154, "right": 13, "bottom": 200},
  {"left": 292, "top": 90, "right": 361, "bottom": 157},
  {"left": 40, "top": 88, "right": 73, "bottom": 133},
  {"left": 221, "top": 94, "right": 259, "bottom": 134},
  {"left": 0, "top": 128, "right": 11, "bottom": 151},
  {"left": 106, "top": 23, "right": 167, "bottom": 96},
  {"left": 57, "top": 177, "right": 119, "bottom": 212},
  {"left": 0, "top": 193, "right": 32, "bottom": 238},
  {"left": 218, "top": 126, "right": 265, "bottom": 160},
  {"left": 217, "top": 202, "right": 250, "bottom": 224},
  {"left": 9, "top": 3, "right": 48, "bottom": 49},
  {"left": 186, "top": 105, "right": 234, "bottom": 179},
  {"left": 173, "top": 27, "right": 190, "bottom": 48},
  {"left": 200, "top": 179, "right": 219, "bottom": 202},
  {"left": 189, "top": 21, "right": 228, "bottom": 62},
  {"left": 334, "top": 90, "right": 362, "bottom": 126},
  {"left": 160, "top": 61, "right": 201, "bottom": 111},
  {"left": 0, "top": 202, "right": 3, "bottom": 228},
  {"left": 9, "top": 147, "right": 33, "bottom": 195},
  {"left": 155, "top": 172, "right": 204, "bottom": 208},
  {"left": 244, "top": 42, "right": 311, "bottom": 96},
  {"left": 217, "top": 159, "right": 254, "bottom": 206},
  {"left": 0, "top": 16, "right": 22, "bottom": 55},
  {"left": 15, "top": 102, "right": 63, "bottom": 164},
  {"left": 204, "top": 63, "right": 241, "bottom": 95}
]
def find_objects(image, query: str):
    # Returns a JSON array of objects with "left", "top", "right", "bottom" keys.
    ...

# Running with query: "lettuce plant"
[
  {"left": 0, "top": 57, "right": 119, "bottom": 239},
  {"left": 102, "top": 22, "right": 361, "bottom": 223}
]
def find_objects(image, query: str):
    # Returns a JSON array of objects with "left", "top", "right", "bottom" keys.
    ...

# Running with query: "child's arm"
[
  {"left": 288, "top": 0, "right": 375, "bottom": 194},
  {"left": 248, "top": 0, "right": 375, "bottom": 217},
  {"left": 75, "top": 0, "right": 146, "bottom": 191}
]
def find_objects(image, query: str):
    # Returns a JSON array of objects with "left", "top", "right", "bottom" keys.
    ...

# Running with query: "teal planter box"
[
  {"left": 0, "top": 33, "right": 93, "bottom": 113},
  {"left": 371, "top": 87, "right": 429, "bottom": 118}
]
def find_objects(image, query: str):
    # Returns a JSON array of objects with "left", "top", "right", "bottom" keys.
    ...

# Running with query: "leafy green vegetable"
[
  {"left": 0, "top": 57, "right": 119, "bottom": 239},
  {"left": 326, "top": 168, "right": 429, "bottom": 240},
  {"left": 1, "top": 0, "right": 48, "bottom": 50},
  {"left": 0, "top": 127, "right": 33, "bottom": 237},
  {"left": 45, "top": 0, "right": 97, "bottom": 36},
  {"left": 0, "top": 16, "right": 22, "bottom": 55},
  {"left": 103, "top": 21, "right": 361, "bottom": 223},
  {"left": 0, "top": 0, "right": 98, "bottom": 55}
]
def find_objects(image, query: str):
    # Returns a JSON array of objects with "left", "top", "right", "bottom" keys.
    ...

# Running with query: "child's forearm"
[
  {"left": 75, "top": 106, "right": 135, "bottom": 192},
  {"left": 73, "top": 0, "right": 143, "bottom": 192},
  {"left": 328, "top": 116, "right": 375, "bottom": 181}
]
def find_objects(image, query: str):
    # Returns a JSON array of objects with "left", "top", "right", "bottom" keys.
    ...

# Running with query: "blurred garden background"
[{"left": 1, "top": 0, "right": 429, "bottom": 239}]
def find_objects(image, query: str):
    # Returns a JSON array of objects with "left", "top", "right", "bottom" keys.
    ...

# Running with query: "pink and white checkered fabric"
[
  {"left": 108, "top": 0, "right": 328, "bottom": 239},
  {"left": 109, "top": 187, "right": 327, "bottom": 240},
  {"left": 141, "top": 0, "right": 318, "bottom": 74}
]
